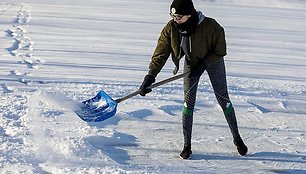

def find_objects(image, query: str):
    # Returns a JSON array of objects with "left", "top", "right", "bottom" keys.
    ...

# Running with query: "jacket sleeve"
[
  {"left": 206, "top": 25, "right": 227, "bottom": 61},
  {"left": 148, "top": 22, "right": 172, "bottom": 78}
]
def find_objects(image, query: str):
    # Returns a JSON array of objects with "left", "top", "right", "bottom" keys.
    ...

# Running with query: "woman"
[{"left": 139, "top": 0, "right": 248, "bottom": 159}]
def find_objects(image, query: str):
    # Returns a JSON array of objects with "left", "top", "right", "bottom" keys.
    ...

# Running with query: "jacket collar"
[{"left": 197, "top": 11, "right": 205, "bottom": 24}]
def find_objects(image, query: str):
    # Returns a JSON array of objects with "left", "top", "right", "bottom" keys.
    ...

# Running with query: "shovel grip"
[{"left": 115, "top": 72, "right": 189, "bottom": 103}]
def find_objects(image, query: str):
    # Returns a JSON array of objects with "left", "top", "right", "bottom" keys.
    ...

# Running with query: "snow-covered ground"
[{"left": 1, "top": 0, "right": 306, "bottom": 173}]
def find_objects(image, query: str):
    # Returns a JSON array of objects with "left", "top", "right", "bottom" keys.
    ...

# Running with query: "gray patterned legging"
[{"left": 182, "top": 58, "right": 240, "bottom": 146}]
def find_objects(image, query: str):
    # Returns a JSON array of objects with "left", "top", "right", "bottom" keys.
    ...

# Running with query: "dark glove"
[{"left": 139, "top": 75, "right": 155, "bottom": 96}]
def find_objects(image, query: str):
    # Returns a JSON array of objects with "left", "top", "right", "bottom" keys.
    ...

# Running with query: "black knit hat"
[{"left": 170, "top": 0, "right": 195, "bottom": 15}]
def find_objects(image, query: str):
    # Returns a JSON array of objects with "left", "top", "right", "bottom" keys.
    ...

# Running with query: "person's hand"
[{"left": 139, "top": 75, "right": 155, "bottom": 96}]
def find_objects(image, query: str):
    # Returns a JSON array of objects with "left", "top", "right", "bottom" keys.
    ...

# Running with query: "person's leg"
[
  {"left": 180, "top": 61, "right": 203, "bottom": 159},
  {"left": 206, "top": 59, "right": 248, "bottom": 156},
  {"left": 206, "top": 59, "right": 239, "bottom": 138}
]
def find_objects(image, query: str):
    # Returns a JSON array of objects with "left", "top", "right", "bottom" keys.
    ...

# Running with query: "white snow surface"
[{"left": 1, "top": 0, "right": 306, "bottom": 173}]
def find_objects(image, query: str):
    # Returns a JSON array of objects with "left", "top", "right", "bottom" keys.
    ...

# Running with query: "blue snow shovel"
[{"left": 74, "top": 72, "right": 189, "bottom": 122}]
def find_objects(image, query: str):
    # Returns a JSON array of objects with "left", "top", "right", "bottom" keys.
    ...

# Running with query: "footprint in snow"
[
  {"left": 247, "top": 101, "right": 271, "bottom": 114},
  {"left": 159, "top": 105, "right": 182, "bottom": 116},
  {"left": 1, "top": 84, "right": 14, "bottom": 93},
  {"left": 41, "top": 110, "right": 65, "bottom": 118},
  {"left": 10, "top": 70, "right": 28, "bottom": 76},
  {"left": 128, "top": 109, "right": 153, "bottom": 119},
  {"left": 84, "top": 131, "right": 138, "bottom": 165},
  {"left": 16, "top": 4, "right": 31, "bottom": 25},
  {"left": 23, "top": 57, "right": 44, "bottom": 69}
]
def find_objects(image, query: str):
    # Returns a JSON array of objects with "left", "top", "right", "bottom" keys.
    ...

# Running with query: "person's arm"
[{"left": 148, "top": 22, "right": 172, "bottom": 78}]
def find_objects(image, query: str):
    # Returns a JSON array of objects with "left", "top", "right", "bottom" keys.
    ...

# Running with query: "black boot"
[
  {"left": 234, "top": 136, "right": 248, "bottom": 156},
  {"left": 180, "top": 145, "right": 192, "bottom": 159}
]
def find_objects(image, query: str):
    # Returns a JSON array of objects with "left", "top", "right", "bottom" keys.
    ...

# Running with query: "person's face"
[{"left": 170, "top": 13, "right": 191, "bottom": 24}]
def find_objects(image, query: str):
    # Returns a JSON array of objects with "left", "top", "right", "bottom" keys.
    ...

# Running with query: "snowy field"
[{"left": 1, "top": 0, "right": 306, "bottom": 173}]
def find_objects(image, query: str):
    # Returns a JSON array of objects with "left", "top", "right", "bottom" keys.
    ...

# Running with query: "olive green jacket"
[{"left": 148, "top": 13, "right": 227, "bottom": 77}]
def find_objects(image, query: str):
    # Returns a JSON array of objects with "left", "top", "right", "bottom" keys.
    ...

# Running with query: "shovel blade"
[{"left": 74, "top": 90, "right": 118, "bottom": 122}]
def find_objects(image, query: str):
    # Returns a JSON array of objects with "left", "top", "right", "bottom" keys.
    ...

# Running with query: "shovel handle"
[{"left": 115, "top": 72, "right": 189, "bottom": 103}]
